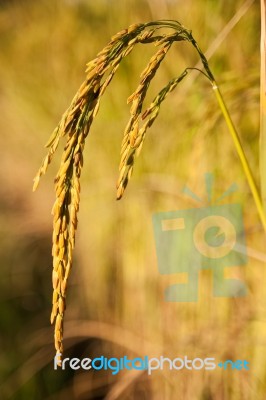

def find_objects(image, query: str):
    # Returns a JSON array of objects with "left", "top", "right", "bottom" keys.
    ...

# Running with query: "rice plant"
[{"left": 33, "top": 19, "right": 265, "bottom": 364}]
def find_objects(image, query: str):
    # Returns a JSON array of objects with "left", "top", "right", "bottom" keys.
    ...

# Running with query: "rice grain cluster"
[{"left": 33, "top": 20, "right": 224, "bottom": 362}]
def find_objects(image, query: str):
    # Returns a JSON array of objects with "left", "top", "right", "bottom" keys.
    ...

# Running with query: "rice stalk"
[{"left": 33, "top": 19, "right": 266, "bottom": 363}]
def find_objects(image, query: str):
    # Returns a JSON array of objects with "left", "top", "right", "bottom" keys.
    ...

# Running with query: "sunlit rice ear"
[{"left": 33, "top": 18, "right": 265, "bottom": 361}]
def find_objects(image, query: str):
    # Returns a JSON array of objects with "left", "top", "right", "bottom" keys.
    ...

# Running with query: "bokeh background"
[{"left": 0, "top": 0, "right": 264, "bottom": 399}]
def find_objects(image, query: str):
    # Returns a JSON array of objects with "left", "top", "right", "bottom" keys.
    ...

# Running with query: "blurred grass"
[
  {"left": 260, "top": 0, "right": 266, "bottom": 212},
  {"left": 0, "top": 0, "right": 264, "bottom": 399}
]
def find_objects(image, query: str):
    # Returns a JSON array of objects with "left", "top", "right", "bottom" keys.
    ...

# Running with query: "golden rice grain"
[{"left": 33, "top": 19, "right": 215, "bottom": 362}]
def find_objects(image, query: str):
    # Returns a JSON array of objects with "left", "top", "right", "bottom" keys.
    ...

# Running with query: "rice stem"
[{"left": 213, "top": 83, "right": 266, "bottom": 232}]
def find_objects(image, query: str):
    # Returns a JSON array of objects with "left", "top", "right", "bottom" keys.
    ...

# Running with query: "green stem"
[{"left": 212, "top": 82, "right": 266, "bottom": 232}]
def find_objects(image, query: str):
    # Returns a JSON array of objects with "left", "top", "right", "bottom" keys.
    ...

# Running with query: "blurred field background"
[{"left": 0, "top": 0, "right": 265, "bottom": 399}]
